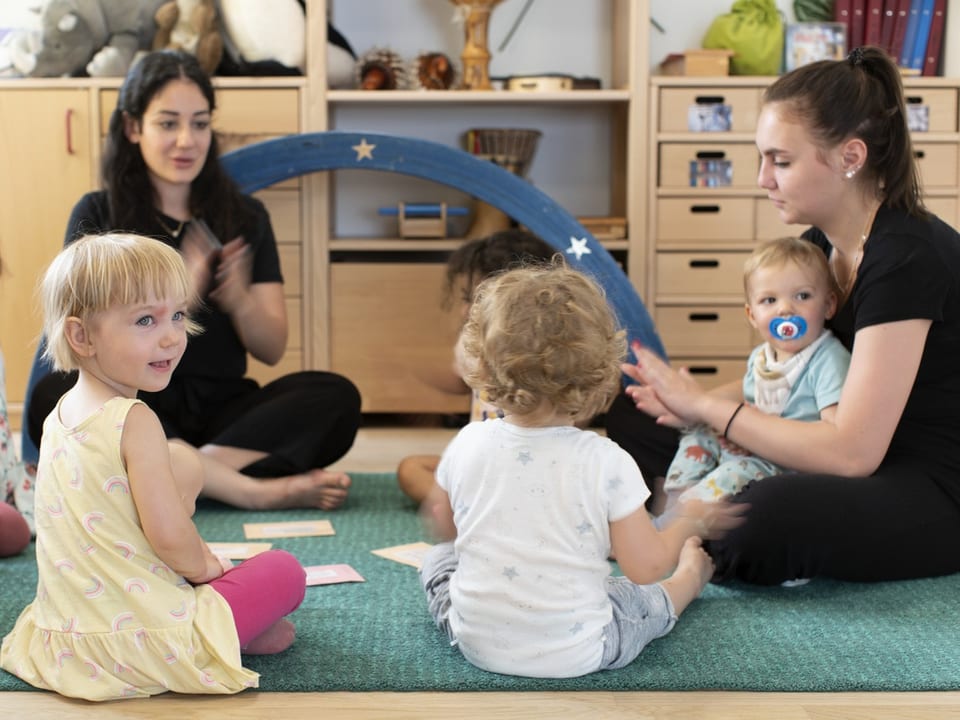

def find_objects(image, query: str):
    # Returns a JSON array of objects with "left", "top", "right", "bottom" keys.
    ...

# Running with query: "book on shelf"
[
  {"left": 851, "top": 0, "right": 867, "bottom": 47},
  {"left": 834, "top": 0, "right": 853, "bottom": 45},
  {"left": 908, "top": 0, "right": 936, "bottom": 71},
  {"left": 879, "top": 0, "right": 898, "bottom": 53},
  {"left": 921, "top": 0, "right": 947, "bottom": 75},
  {"left": 888, "top": 0, "right": 913, "bottom": 60},
  {"left": 898, "top": 0, "right": 923, "bottom": 68},
  {"left": 865, "top": 0, "right": 884, "bottom": 45}
]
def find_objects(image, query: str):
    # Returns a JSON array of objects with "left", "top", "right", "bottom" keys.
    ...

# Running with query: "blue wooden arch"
[
  {"left": 220, "top": 131, "right": 666, "bottom": 358},
  {"left": 22, "top": 132, "right": 666, "bottom": 464}
]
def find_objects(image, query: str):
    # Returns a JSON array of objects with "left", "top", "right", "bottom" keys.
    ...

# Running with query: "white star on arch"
[
  {"left": 565, "top": 236, "right": 592, "bottom": 261},
  {"left": 352, "top": 138, "right": 376, "bottom": 160}
]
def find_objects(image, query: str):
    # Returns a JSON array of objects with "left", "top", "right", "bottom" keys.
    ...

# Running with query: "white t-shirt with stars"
[{"left": 435, "top": 419, "right": 650, "bottom": 677}]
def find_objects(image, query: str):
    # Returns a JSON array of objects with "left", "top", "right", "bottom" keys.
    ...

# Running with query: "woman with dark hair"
[
  {"left": 616, "top": 46, "right": 960, "bottom": 585},
  {"left": 29, "top": 50, "right": 361, "bottom": 511}
]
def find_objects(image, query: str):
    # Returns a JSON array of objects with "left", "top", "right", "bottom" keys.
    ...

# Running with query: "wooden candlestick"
[{"left": 450, "top": 0, "right": 504, "bottom": 90}]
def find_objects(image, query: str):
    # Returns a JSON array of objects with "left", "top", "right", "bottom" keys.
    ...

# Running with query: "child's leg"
[
  {"left": 663, "top": 428, "right": 722, "bottom": 497},
  {"left": 168, "top": 440, "right": 205, "bottom": 516},
  {"left": 679, "top": 455, "right": 781, "bottom": 503},
  {"left": 598, "top": 537, "right": 712, "bottom": 670},
  {"left": 209, "top": 549, "right": 306, "bottom": 654},
  {"left": 418, "top": 541, "right": 458, "bottom": 642},
  {"left": 397, "top": 454, "right": 440, "bottom": 504}
]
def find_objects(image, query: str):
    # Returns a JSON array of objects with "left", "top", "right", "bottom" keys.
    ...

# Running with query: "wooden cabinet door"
[
  {"left": 329, "top": 261, "right": 470, "bottom": 414},
  {"left": 0, "top": 88, "right": 93, "bottom": 426}
]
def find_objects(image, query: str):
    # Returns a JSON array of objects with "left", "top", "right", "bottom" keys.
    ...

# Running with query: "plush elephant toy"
[{"left": 4, "top": 0, "right": 166, "bottom": 77}]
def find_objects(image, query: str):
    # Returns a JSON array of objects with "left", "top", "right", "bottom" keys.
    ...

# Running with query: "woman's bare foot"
[
  {"left": 257, "top": 470, "right": 351, "bottom": 510},
  {"left": 660, "top": 536, "right": 714, "bottom": 616},
  {"left": 241, "top": 618, "right": 296, "bottom": 655}
]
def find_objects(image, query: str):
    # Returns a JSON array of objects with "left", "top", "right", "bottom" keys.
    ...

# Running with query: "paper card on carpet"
[
  {"left": 371, "top": 541, "right": 433, "bottom": 569},
  {"left": 304, "top": 563, "right": 365, "bottom": 586},
  {"left": 208, "top": 541, "right": 273, "bottom": 559},
  {"left": 243, "top": 519, "right": 335, "bottom": 539}
]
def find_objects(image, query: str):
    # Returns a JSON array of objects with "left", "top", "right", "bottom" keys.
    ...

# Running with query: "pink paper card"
[
  {"left": 207, "top": 541, "right": 273, "bottom": 560},
  {"left": 243, "top": 519, "right": 335, "bottom": 539},
  {"left": 371, "top": 541, "right": 433, "bottom": 569},
  {"left": 304, "top": 563, "right": 365, "bottom": 586}
]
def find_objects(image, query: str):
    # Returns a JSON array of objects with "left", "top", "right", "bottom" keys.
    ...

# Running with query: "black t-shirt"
[
  {"left": 64, "top": 191, "right": 283, "bottom": 380},
  {"left": 805, "top": 207, "right": 960, "bottom": 496}
]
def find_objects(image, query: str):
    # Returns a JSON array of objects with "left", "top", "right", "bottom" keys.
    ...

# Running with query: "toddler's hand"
[{"left": 676, "top": 498, "right": 749, "bottom": 540}]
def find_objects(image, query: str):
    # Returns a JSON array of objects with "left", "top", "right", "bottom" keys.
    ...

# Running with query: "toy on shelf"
[
  {"left": 450, "top": 0, "right": 504, "bottom": 90},
  {"left": 355, "top": 46, "right": 408, "bottom": 89},
  {"left": 152, "top": 0, "right": 223, "bottom": 75},
  {"left": 1, "top": 0, "right": 166, "bottom": 78},
  {"left": 463, "top": 127, "right": 541, "bottom": 238},
  {"left": 378, "top": 203, "right": 469, "bottom": 239},
  {"left": 411, "top": 51, "right": 457, "bottom": 90}
]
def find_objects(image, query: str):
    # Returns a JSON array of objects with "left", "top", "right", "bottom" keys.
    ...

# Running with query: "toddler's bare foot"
[
  {"left": 660, "top": 537, "right": 714, "bottom": 616},
  {"left": 241, "top": 619, "right": 295, "bottom": 655}
]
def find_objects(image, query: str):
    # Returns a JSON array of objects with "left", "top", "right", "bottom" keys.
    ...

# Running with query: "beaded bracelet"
[{"left": 723, "top": 402, "right": 745, "bottom": 439}]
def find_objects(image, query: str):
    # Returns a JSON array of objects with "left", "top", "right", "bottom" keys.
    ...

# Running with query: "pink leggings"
[{"left": 209, "top": 549, "right": 306, "bottom": 647}]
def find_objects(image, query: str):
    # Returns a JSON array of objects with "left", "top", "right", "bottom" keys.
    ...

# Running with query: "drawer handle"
[
  {"left": 689, "top": 259, "right": 720, "bottom": 268},
  {"left": 694, "top": 95, "right": 725, "bottom": 104},
  {"left": 695, "top": 151, "right": 727, "bottom": 160},
  {"left": 65, "top": 108, "right": 75, "bottom": 155},
  {"left": 689, "top": 205, "right": 721, "bottom": 214},
  {"left": 914, "top": 150, "right": 925, "bottom": 159},
  {"left": 687, "top": 366, "right": 719, "bottom": 376},
  {"left": 906, "top": 96, "right": 923, "bottom": 104},
  {"left": 688, "top": 313, "right": 720, "bottom": 322}
]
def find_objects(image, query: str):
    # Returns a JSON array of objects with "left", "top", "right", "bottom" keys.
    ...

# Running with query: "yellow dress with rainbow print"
[{"left": 0, "top": 397, "right": 258, "bottom": 701}]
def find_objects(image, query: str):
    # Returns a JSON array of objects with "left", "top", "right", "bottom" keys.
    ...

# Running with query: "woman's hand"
[
  {"left": 179, "top": 222, "right": 219, "bottom": 301},
  {"left": 209, "top": 236, "right": 253, "bottom": 315},
  {"left": 621, "top": 343, "right": 708, "bottom": 427}
]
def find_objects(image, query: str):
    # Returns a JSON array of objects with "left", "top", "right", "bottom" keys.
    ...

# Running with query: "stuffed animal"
[
  {"left": 3, "top": 0, "right": 165, "bottom": 77},
  {"left": 218, "top": 0, "right": 304, "bottom": 74},
  {"left": 152, "top": 0, "right": 222, "bottom": 75}
]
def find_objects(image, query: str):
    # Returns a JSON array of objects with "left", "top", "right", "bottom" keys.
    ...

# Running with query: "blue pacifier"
[{"left": 769, "top": 316, "right": 808, "bottom": 341}]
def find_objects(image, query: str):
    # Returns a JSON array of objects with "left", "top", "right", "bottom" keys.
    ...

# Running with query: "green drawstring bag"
[{"left": 702, "top": 0, "right": 784, "bottom": 76}]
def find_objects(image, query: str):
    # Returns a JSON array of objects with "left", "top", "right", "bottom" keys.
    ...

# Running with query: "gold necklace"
[
  {"left": 834, "top": 205, "right": 877, "bottom": 299},
  {"left": 156, "top": 214, "right": 187, "bottom": 238}
]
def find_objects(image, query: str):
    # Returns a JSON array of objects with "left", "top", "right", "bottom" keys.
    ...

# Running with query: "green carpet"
[{"left": 2, "top": 473, "right": 959, "bottom": 692}]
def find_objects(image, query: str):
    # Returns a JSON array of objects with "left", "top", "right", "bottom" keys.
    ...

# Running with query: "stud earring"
[{"left": 845, "top": 167, "right": 858, "bottom": 179}]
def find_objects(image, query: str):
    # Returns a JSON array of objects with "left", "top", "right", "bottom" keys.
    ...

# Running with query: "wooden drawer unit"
[
  {"left": 903, "top": 88, "right": 958, "bottom": 133},
  {"left": 656, "top": 198, "right": 754, "bottom": 246},
  {"left": 914, "top": 142, "right": 959, "bottom": 189},
  {"left": 99, "top": 87, "right": 299, "bottom": 136},
  {"left": 925, "top": 196, "right": 958, "bottom": 229},
  {"left": 655, "top": 305, "right": 757, "bottom": 357},
  {"left": 659, "top": 143, "right": 759, "bottom": 190},
  {"left": 256, "top": 189, "right": 301, "bottom": 243},
  {"left": 671, "top": 357, "right": 747, "bottom": 390},
  {"left": 655, "top": 251, "right": 749, "bottom": 302},
  {"left": 658, "top": 87, "right": 761, "bottom": 133},
  {"left": 754, "top": 198, "right": 808, "bottom": 241}
]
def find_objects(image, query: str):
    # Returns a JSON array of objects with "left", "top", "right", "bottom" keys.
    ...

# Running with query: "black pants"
[
  {"left": 29, "top": 370, "right": 362, "bottom": 477},
  {"left": 604, "top": 393, "right": 960, "bottom": 584}
]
